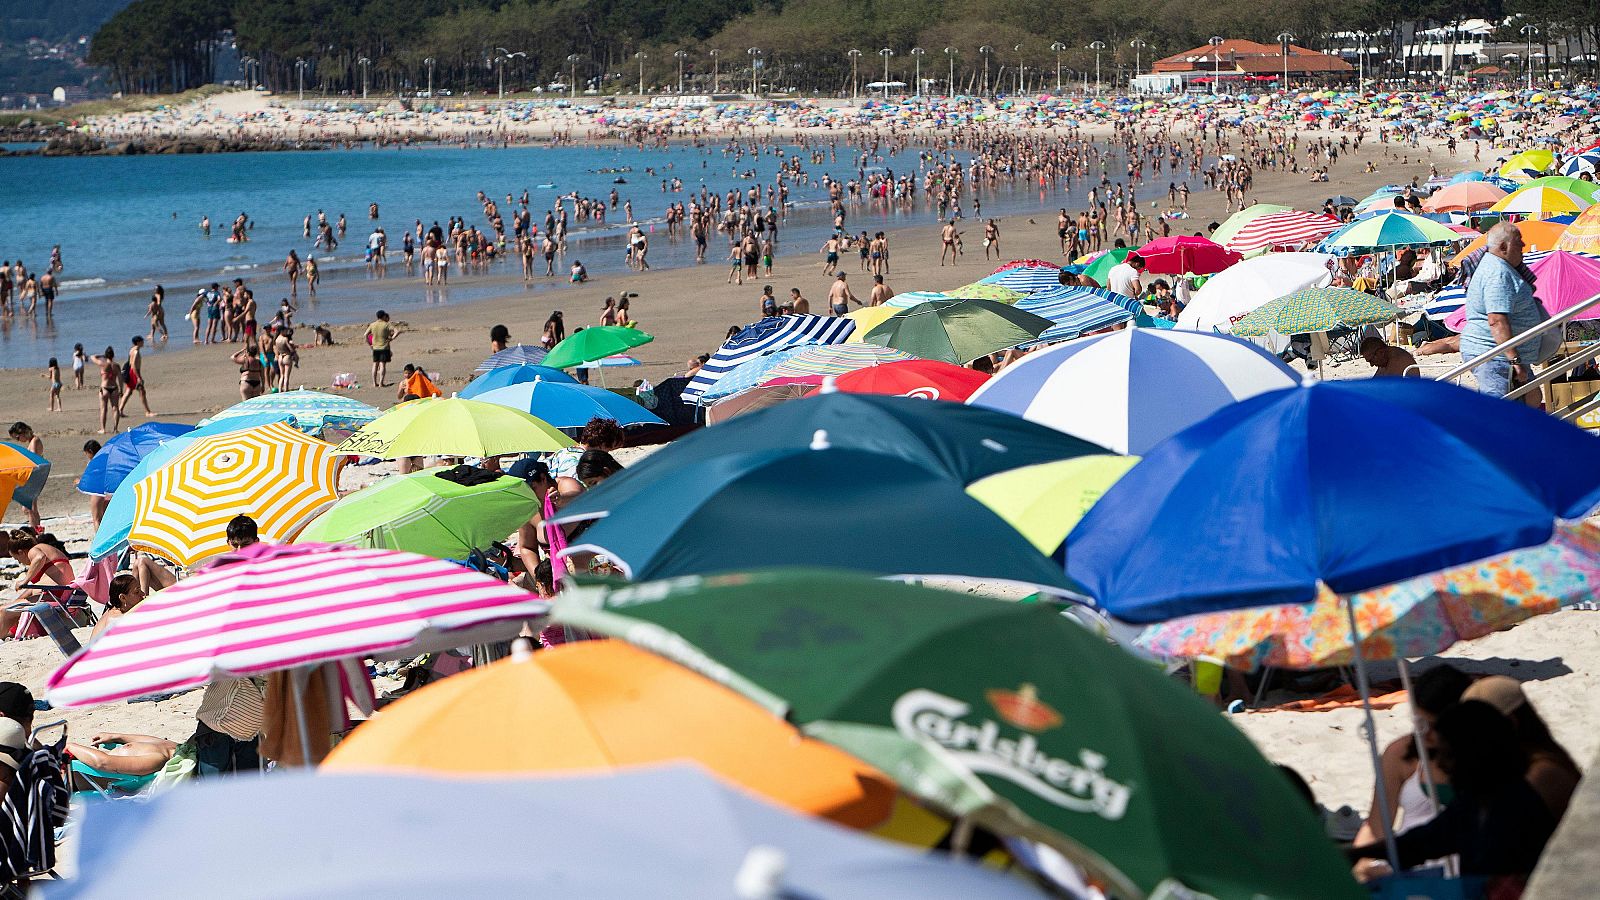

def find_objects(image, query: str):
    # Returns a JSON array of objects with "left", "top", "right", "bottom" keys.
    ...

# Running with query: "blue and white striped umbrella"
[
  {"left": 967, "top": 329, "right": 1299, "bottom": 455},
  {"left": 696, "top": 346, "right": 812, "bottom": 402},
  {"left": 1016, "top": 286, "right": 1142, "bottom": 347},
  {"left": 979, "top": 265, "right": 1063, "bottom": 295},
  {"left": 475, "top": 344, "right": 549, "bottom": 373},
  {"left": 1423, "top": 284, "right": 1467, "bottom": 321},
  {"left": 683, "top": 315, "right": 854, "bottom": 400},
  {"left": 885, "top": 290, "right": 948, "bottom": 309},
  {"left": 1560, "top": 153, "right": 1600, "bottom": 178}
]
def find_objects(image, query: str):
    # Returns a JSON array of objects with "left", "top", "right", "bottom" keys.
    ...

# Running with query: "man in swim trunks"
[
  {"left": 820, "top": 234, "right": 842, "bottom": 275},
  {"left": 827, "top": 273, "right": 860, "bottom": 317},
  {"left": 37, "top": 270, "right": 57, "bottom": 316},
  {"left": 365, "top": 310, "right": 398, "bottom": 387},
  {"left": 940, "top": 220, "right": 960, "bottom": 266}
]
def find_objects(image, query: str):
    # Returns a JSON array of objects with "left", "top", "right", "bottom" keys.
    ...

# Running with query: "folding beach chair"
[{"left": 7, "top": 584, "right": 97, "bottom": 656}]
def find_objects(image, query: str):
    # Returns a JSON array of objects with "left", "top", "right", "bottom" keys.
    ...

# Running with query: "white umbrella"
[{"left": 1176, "top": 252, "right": 1336, "bottom": 333}]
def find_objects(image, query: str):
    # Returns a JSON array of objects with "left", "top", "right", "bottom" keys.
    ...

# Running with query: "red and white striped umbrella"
[
  {"left": 1224, "top": 211, "right": 1344, "bottom": 254},
  {"left": 46, "top": 543, "right": 548, "bottom": 707}
]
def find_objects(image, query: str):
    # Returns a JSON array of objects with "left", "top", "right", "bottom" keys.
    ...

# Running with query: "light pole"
[
  {"left": 1276, "top": 31, "right": 1294, "bottom": 89},
  {"left": 566, "top": 54, "right": 580, "bottom": 98},
  {"left": 496, "top": 48, "right": 525, "bottom": 98},
  {"left": 979, "top": 45, "right": 993, "bottom": 97},
  {"left": 635, "top": 51, "right": 647, "bottom": 95},
  {"left": 1352, "top": 33, "right": 1365, "bottom": 92},
  {"left": 357, "top": 56, "right": 371, "bottom": 99},
  {"left": 709, "top": 49, "right": 720, "bottom": 93},
  {"left": 424, "top": 57, "right": 435, "bottom": 97},
  {"left": 674, "top": 50, "right": 688, "bottom": 93},
  {"left": 1130, "top": 38, "right": 1147, "bottom": 80},
  {"left": 1521, "top": 24, "right": 1538, "bottom": 89},
  {"left": 910, "top": 47, "right": 925, "bottom": 97},
  {"left": 943, "top": 47, "right": 957, "bottom": 96},
  {"left": 1014, "top": 44, "right": 1025, "bottom": 95},
  {"left": 1208, "top": 36, "right": 1224, "bottom": 96},
  {"left": 847, "top": 49, "right": 862, "bottom": 99},
  {"left": 296, "top": 57, "right": 307, "bottom": 100},
  {"left": 747, "top": 47, "right": 761, "bottom": 96},
  {"left": 879, "top": 48, "right": 894, "bottom": 96},
  {"left": 1088, "top": 41, "right": 1105, "bottom": 95},
  {"left": 1050, "top": 42, "right": 1065, "bottom": 93}
]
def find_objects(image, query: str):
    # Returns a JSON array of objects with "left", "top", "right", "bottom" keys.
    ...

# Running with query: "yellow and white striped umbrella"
[{"left": 129, "top": 421, "right": 342, "bottom": 566}]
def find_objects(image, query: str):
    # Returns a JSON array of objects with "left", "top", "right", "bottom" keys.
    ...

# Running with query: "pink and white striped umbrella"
[
  {"left": 46, "top": 543, "right": 548, "bottom": 707},
  {"left": 1224, "top": 211, "right": 1344, "bottom": 254}
]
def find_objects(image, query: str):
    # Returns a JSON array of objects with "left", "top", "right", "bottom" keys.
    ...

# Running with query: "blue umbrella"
[
  {"left": 979, "top": 265, "right": 1064, "bottom": 295},
  {"left": 696, "top": 346, "right": 810, "bottom": 402},
  {"left": 472, "top": 379, "right": 665, "bottom": 429},
  {"left": 56, "top": 767, "right": 1041, "bottom": 899},
  {"left": 458, "top": 364, "right": 577, "bottom": 399},
  {"left": 1016, "top": 286, "right": 1142, "bottom": 346},
  {"left": 1067, "top": 379, "right": 1600, "bottom": 624},
  {"left": 474, "top": 343, "right": 549, "bottom": 373},
  {"left": 76, "top": 423, "right": 193, "bottom": 496},
  {"left": 199, "top": 390, "right": 379, "bottom": 434}
]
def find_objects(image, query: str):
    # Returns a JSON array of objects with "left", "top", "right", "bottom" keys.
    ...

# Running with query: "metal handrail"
[
  {"left": 1506, "top": 341, "right": 1600, "bottom": 401},
  {"left": 1435, "top": 289, "right": 1600, "bottom": 383},
  {"left": 1558, "top": 390, "right": 1600, "bottom": 424}
]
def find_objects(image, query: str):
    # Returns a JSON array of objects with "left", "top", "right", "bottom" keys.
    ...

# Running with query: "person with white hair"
[{"left": 1459, "top": 221, "right": 1544, "bottom": 401}]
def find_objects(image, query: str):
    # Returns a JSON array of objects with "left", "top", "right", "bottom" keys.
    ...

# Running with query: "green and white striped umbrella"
[{"left": 1229, "top": 287, "right": 1401, "bottom": 337}]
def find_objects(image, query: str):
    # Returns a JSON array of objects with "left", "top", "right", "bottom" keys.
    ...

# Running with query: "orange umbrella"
[
  {"left": 322, "top": 640, "right": 896, "bottom": 829},
  {"left": 1556, "top": 204, "right": 1600, "bottom": 255},
  {"left": 1451, "top": 218, "right": 1569, "bottom": 263}
]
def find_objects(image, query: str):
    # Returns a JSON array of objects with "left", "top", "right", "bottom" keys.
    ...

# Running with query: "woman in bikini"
[
  {"left": 273, "top": 328, "right": 297, "bottom": 393},
  {"left": 283, "top": 249, "right": 301, "bottom": 297},
  {"left": 89, "top": 346, "right": 122, "bottom": 434},
  {"left": 5, "top": 529, "right": 75, "bottom": 636},
  {"left": 232, "top": 346, "right": 265, "bottom": 400}
]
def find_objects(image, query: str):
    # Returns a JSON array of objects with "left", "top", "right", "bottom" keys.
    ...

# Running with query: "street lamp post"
[
  {"left": 709, "top": 49, "right": 720, "bottom": 93},
  {"left": 566, "top": 54, "right": 580, "bottom": 98},
  {"left": 636, "top": 51, "right": 648, "bottom": 95},
  {"left": 1130, "top": 38, "right": 1147, "bottom": 79},
  {"left": 1353, "top": 33, "right": 1365, "bottom": 92},
  {"left": 979, "top": 45, "right": 994, "bottom": 97},
  {"left": 943, "top": 47, "right": 957, "bottom": 96},
  {"left": 1521, "top": 24, "right": 1538, "bottom": 90},
  {"left": 1208, "top": 36, "right": 1224, "bottom": 96},
  {"left": 847, "top": 49, "right": 862, "bottom": 99},
  {"left": 1050, "top": 42, "right": 1066, "bottom": 93},
  {"left": 879, "top": 48, "right": 894, "bottom": 96},
  {"left": 1014, "top": 44, "right": 1025, "bottom": 95},
  {"left": 424, "top": 57, "right": 435, "bottom": 98},
  {"left": 1088, "top": 41, "right": 1105, "bottom": 95},
  {"left": 358, "top": 56, "right": 371, "bottom": 99},
  {"left": 910, "top": 47, "right": 925, "bottom": 98},
  {"left": 496, "top": 48, "right": 525, "bottom": 99},
  {"left": 674, "top": 50, "right": 688, "bottom": 93},
  {"left": 1276, "top": 32, "right": 1295, "bottom": 89},
  {"left": 747, "top": 48, "right": 761, "bottom": 96},
  {"left": 296, "top": 57, "right": 307, "bottom": 100}
]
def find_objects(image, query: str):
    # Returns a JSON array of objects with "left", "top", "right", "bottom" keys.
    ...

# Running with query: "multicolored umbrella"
[
  {"left": 297, "top": 470, "right": 538, "bottom": 559},
  {"left": 128, "top": 421, "right": 342, "bottom": 566},
  {"left": 828, "top": 359, "right": 990, "bottom": 402},
  {"left": 1016, "top": 286, "right": 1142, "bottom": 346},
  {"left": 46, "top": 542, "right": 549, "bottom": 707},
  {"left": 542, "top": 326, "right": 654, "bottom": 370},
  {"left": 1559, "top": 152, "right": 1600, "bottom": 178},
  {"left": 199, "top": 390, "right": 380, "bottom": 434},
  {"left": 967, "top": 456, "right": 1140, "bottom": 554},
  {"left": 977, "top": 263, "right": 1062, "bottom": 295},
  {"left": 862, "top": 299, "right": 1053, "bottom": 364},
  {"left": 1080, "top": 248, "right": 1133, "bottom": 286},
  {"left": 1133, "top": 236, "right": 1243, "bottom": 275},
  {"left": 323, "top": 641, "right": 897, "bottom": 828},
  {"left": 471, "top": 379, "right": 665, "bottom": 429},
  {"left": 1556, "top": 204, "right": 1600, "bottom": 254},
  {"left": 1136, "top": 522, "right": 1600, "bottom": 670},
  {"left": 1521, "top": 175, "right": 1600, "bottom": 204},
  {"left": 76, "top": 423, "right": 194, "bottom": 496},
  {"left": 552, "top": 570, "right": 1361, "bottom": 900},
  {"left": 945, "top": 283, "right": 1027, "bottom": 304},
  {"left": 1317, "top": 212, "right": 1463, "bottom": 256},
  {"left": 1224, "top": 211, "right": 1345, "bottom": 254},
  {"left": 885, "top": 290, "right": 949, "bottom": 309},
  {"left": 474, "top": 344, "right": 548, "bottom": 373},
  {"left": 334, "top": 397, "right": 571, "bottom": 460},
  {"left": 0, "top": 441, "right": 48, "bottom": 517},
  {"left": 759, "top": 343, "right": 913, "bottom": 381},
  {"left": 1228, "top": 287, "right": 1401, "bottom": 337},
  {"left": 458, "top": 364, "right": 577, "bottom": 399},
  {"left": 1452, "top": 217, "right": 1570, "bottom": 261},
  {"left": 684, "top": 315, "right": 854, "bottom": 400},
  {"left": 1209, "top": 204, "right": 1293, "bottom": 246},
  {"left": 1487, "top": 185, "right": 1587, "bottom": 219}
]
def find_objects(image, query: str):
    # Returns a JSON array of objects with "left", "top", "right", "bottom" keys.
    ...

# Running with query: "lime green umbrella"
[
  {"left": 862, "top": 299, "right": 1052, "bottom": 364},
  {"left": 333, "top": 397, "right": 572, "bottom": 459},
  {"left": 966, "top": 456, "right": 1140, "bottom": 554},
  {"left": 297, "top": 469, "right": 538, "bottom": 559},
  {"left": 1229, "top": 287, "right": 1401, "bottom": 337},
  {"left": 554, "top": 570, "right": 1361, "bottom": 900},
  {"left": 543, "top": 326, "right": 654, "bottom": 369},
  {"left": 1209, "top": 204, "right": 1293, "bottom": 246},
  {"left": 1081, "top": 248, "right": 1133, "bottom": 286},
  {"left": 949, "top": 283, "right": 1026, "bottom": 304}
]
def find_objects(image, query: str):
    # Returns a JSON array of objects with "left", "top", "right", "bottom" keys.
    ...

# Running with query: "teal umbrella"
[
  {"left": 198, "top": 389, "right": 379, "bottom": 434},
  {"left": 543, "top": 327, "right": 654, "bottom": 369},
  {"left": 1316, "top": 212, "right": 1463, "bottom": 257},
  {"left": 862, "top": 299, "right": 1053, "bottom": 364}
]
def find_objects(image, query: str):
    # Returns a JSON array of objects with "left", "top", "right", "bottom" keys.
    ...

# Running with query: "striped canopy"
[
  {"left": 885, "top": 290, "right": 949, "bottom": 309},
  {"left": 0, "top": 442, "right": 49, "bottom": 517},
  {"left": 945, "top": 283, "right": 1026, "bottom": 304},
  {"left": 1316, "top": 212, "right": 1464, "bottom": 256},
  {"left": 1224, "top": 211, "right": 1344, "bottom": 254},
  {"left": 1560, "top": 153, "right": 1600, "bottom": 178},
  {"left": 1210, "top": 205, "right": 1294, "bottom": 246},
  {"left": 200, "top": 390, "right": 380, "bottom": 434},
  {"left": 1016, "top": 286, "right": 1141, "bottom": 347},
  {"left": 128, "top": 421, "right": 342, "bottom": 566},
  {"left": 697, "top": 346, "right": 813, "bottom": 403},
  {"left": 977, "top": 264, "right": 1063, "bottom": 295},
  {"left": 1487, "top": 185, "right": 1587, "bottom": 219},
  {"left": 45, "top": 542, "right": 550, "bottom": 707},
  {"left": 475, "top": 344, "right": 549, "bottom": 373},
  {"left": 761, "top": 343, "right": 914, "bottom": 380},
  {"left": 683, "top": 315, "right": 854, "bottom": 401}
]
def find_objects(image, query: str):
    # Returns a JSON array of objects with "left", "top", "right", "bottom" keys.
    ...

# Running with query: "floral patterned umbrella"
[{"left": 1135, "top": 522, "right": 1600, "bottom": 670}]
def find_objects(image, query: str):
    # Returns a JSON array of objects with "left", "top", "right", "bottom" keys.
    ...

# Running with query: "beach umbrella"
[
  {"left": 1317, "top": 212, "right": 1463, "bottom": 255},
  {"left": 696, "top": 345, "right": 815, "bottom": 403},
  {"left": 977, "top": 263, "right": 1062, "bottom": 294},
  {"left": 576, "top": 354, "right": 642, "bottom": 370},
  {"left": 967, "top": 330, "right": 1298, "bottom": 455},
  {"left": 552, "top": 571, "right": 1360, "bottom": 900},
  {"left": 1451, "top": 218, "right": 1570, "bottom": 260},
  {"left": 1066, "top": 379, "right": 1600, "bottom": 623},
  {"left": 1176, "top": 252, "right": 1336, "bottom": 332},
  {"left": 1209, "top": 203, "right": 1293, "bottom": 246},
  {"left": 886, "top": 289, "right": 950, "bottom": 308},
  {"left": 967, "top": 456, "right": 1140, "bottom": 554},
  {"left": 127, "top": 421, "right": 342, "bottom": 567},
  {"left": 1419, "top": 181, "right": 1507, "bottom": 213},
  {"left": 989, "top": 258, "right": 1061, "bottom": 273},
  {"left": 1228, "top": 287, "right": 1402, "bottom": 337},
  {"left": 1559, "top": 152, "right": 1600, "bottom": 178},
  {"left": 474, "top": 343, "right": 548, "bottom": 373},
  {"left": 542, "top": 327, "right": 653, "bottom": 370},
  {"left": 842, "top": 305, "right": 900, "bottom": 342},
  {"left": 1014, "top": 286, "right": 1141, "bottom": 345},
  {"left": 199, "top": 390, "right": 380, "bottom": 435},
  {"left": 1487, "top": 185, "right": 1587, "bottom": 219},
  {"left": 76, "top": 422, "right": 193, "bottom": 497},
  {"left": 46, "top": 542, "right": 548, "bottom": 707},
  {"left": 324, "top": 641, "right": 897, "bottom": 828},
  {"left": 945, "top": 283, "right": 1027, "bottom": 303},
  {"left": 333, "top": 397, "right": 571, "bottom": 460},
  {"left": 296, "top": 470, "right": 538, "bottom": 559},
  {"left": 1498, "top": 148, "right": 1556, "bottom": 179},
  {"left": 471, "top": 379, "right": 665, "bottom": 429},
  {"left": 62, "top": 768, "right": 1041, "bottom": 900},
  {"left": 1324, "top": 195, "right": 1359, "bottom": 208},
  {"left": 1136, "top": 521, "right": 1600, "bottom": 670},
  {"left": 458, "top": 364, "right": 576, "bottom": 399},
  {"left": 549, "top": 447, "right": 1079, "bottom": 592},
  {"left": 1520, "top": 174, "right": 1600, "bottom": 203},
  {"left": 1521, "top": 250, "right": 1600, "bottom": 319},
  {"left": 684, "top": 314, "right": 854, "bottom": 400},
  {"left": 1555, "top": 204, "right": 1600, "bottom": 254},
  {"left": 862, "top": 299, "right": 1053, "bottom": 365},
  {"left": 1222, "top": 210, "right": 1344, "bottom": 253},
  {"left": 1133, "top": 236, "right": 1243, "bottom": 275},
  {"left": 1080, "top": 248, "right": 1133, "bottom": 285},
  {"left": 828, "top": 359, "right": 990, "bottom": 402},
  {"left": 757, "top": 343, "right": 914, "bottom": 382},
  {"left": 0, "top": 442, "right": 48, "bottom": 518}
]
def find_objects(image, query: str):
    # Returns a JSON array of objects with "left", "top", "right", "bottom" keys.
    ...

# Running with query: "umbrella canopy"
[
  {"left": 684, "top": 315, "right": 855, "bottom": 400},
  {"left": 1317, "top": 212, "right": 1463, "bottom": 256},
  {"left": 1420, "top": 181, "right": 1507, "bottom": 213},
  {"left": 474, "top": 343, "right": 548, "bottom": 373},
  {"left": 862, "top": 299, "right": 1053, "bottom": 364},
  {"left": 472, "top": 379, "right": 665, "bottom": 429},
  {"left": 1451, "top": 218, "right": 1570, "bottom": 261},
  {"left": 552, "top": 570, "right": 1360, "bottom": 900},
  {"left": 1209, "top": 204, "right": 1294, "bottom": 246},
  {"left": 1520, "top": 175, "right": 1600, "bottom": 204},
  {"left": 1015, "top": 286, "right": 1141, "bottom": 346},
  {"left": 1136, "top": 521, "right": 1600, "bottom": 670},
  {"left": 967, "top": 330, "right": 1298, "bottom": 455},
  {"left": 199, "top": 390, "right": 379, "bottom": 434},
  {"left": 967, "top": 456, "right": 1140, "bottom": 554},
  {"left": 1133, "top": 236, "right": 1243, "bottom": 275},
  {"left": 542, "top": 326, "right": 654, "bottom": 370},
  {"left": 759, "top": 343, "right": 915, "bottom": 381},
  {"left": 829, "top": 359, "right": 990, "bottom": 402},
  {"left": 297, "top": 470, "right": 538, "bottom": 559},
  {"left": 334, "top": 397, "right": 571, "bottom": 460},
  {"left": 0, "top": 442, "right": 48, "bottom": 516},
  {"left": 1176, "top": 252, "right": 1335, "bottom": 332},
  {"left": 1498, "top": 148, "right": 1556, "bottom": 179},
  {"left": 1067, "top": 379, "right": 1600, "bottom": 623},
  {"left": 46, "top": 542, "right": 549, "bottom": 707},
  {"left": 842, "top": 305, "right": 901, "bottom": 341},
  {"left": 61, "top": 767, "right": 1042, "bottom": 899},
  {"left": 977, "top": 264, "right": 1063, "bottom": 295},
  {"left": 946, "top": 283, "right": 1027, "bottom": 303},
  {"left": 550, "top": 447, "right": 1079, "bottom": 592},
  {"left": 458, "top": 364, "right": 577, "bottom": 399},
  {"left": 324, "top": 641, "right": 897, "bottom": 828},
  {"left": 76, "top": 423, "right": 194, "bottom": 496},
  {"left": 1487, "top": 185, "right": 1587, "bottom": 219},
  {"left": 1527, "top": 250, "right": 1600, "bottom": 319},
  {"left": 1555, "top": 204, "right": 1600, "bottom": 254},
  {"left": 696, "top": 345, "right": 815, "bottom": 403},
  {"left": 886, "top": 290, "right": 951, "bottom": 309},
  {"left": 1559, "top": 152, "right": 1600, "bottom": 178},
  {"left": 1229, "top": 287, "right": 1402, "bottom": 337},
  {"left": 1223, "top": 211, "right": 1344, "bottom": 254},
  {"left": 1080, "top": 248, "right": 1133, "bottom": 286},
  {"left": 127, "top": 421, "right": 342, "bottom": 566}
]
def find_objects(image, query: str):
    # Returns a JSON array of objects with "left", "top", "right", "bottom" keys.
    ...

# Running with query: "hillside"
[{"left": 0, "top": 0, "right": 135, "bottom": 41}]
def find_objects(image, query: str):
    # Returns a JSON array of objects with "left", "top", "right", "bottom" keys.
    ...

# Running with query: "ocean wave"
[
  {"left": 60, "top": 277, "right": 107, "bottom": 287},
  {"left": 221, "top": 264, "right": 260, "bottom": 272}
]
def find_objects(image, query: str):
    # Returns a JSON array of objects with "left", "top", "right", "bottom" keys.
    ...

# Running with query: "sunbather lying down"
[{"left": 65, "top": 732, "right": 177, "bottom": 793}]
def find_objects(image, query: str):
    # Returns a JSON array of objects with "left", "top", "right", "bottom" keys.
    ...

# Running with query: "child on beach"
[
  {"left": 45, "top": 359, "right": 62, "bottom": 412},
  {"left": 727, "top": 245, "right": 743, "bottom": 285},
  {"left": 72, "top": 344, "right": 86, "bottom": 390}
]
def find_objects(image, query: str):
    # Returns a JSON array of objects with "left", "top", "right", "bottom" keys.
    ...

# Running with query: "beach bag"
[{"left": 634, "top": 378, "right": 658, "bottom": 410}]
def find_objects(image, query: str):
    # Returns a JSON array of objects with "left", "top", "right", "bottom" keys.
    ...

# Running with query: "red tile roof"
[{"left": 1153, "top": 39, "right": 1353, "bottom": 75}]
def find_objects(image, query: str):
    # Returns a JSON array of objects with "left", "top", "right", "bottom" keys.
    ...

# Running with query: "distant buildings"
[{"left": 1140, "top": 39, "right": 1352, "bottom": 93}]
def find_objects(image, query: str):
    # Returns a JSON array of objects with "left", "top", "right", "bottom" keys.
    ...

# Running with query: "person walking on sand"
[
  {"left": 284, "top": 250, "right": 301, "bottom": 297},
  {"left": 820, "top": 233, "right": 842, "bottom": 275},
  {"left": 365, "top": 310, "right": 398, "bottom": 388},
  {"left": 940, "top": 220, "right": 960, "bottom": 266},
  {"left": 869, "top": 274, "right": 893, "bottom": 307},
  {"left": 72, "top": 344, "right": 86, "bottom": 390},
  {"left": 89, "top": 346, "right": 123, "bottom": 434},
  {"left": 983, "top": 219, "right": 1000, "bottom": 260},
  {"left": 828, "top": 273, "right": 860, "bottom": 317},
  {"left": 45, "top": 358, "right": 62, "bottom": 412},
  {"left": 148, "top": 286, "right": 169, "bottom": 342},
  {"left": 118, "top": 336, "right": 153, "bottom": 417}
]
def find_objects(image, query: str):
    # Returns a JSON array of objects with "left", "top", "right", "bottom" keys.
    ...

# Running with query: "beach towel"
[
  {"left": 1250, "top": 683, "right": 1408, "bottom": 714},
  {"left": 401, "top": 370, "right": 442, "bottom": 400},
  {"left": 543, "top": 493, "right": 569, "bottom": 582},
  {"left": 0, "top": 738, "right": 69, "bottom": 883}
]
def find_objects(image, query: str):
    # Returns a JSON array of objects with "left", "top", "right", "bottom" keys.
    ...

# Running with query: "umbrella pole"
[
  {"left": 1344, "top": 597, "right": 1401, "bottom": 870},
  {"left": 1395, "top": 658, "right": 1452, "bottom": 875},
  {"left": 291, "top": 666, "right": 316, "bottom": 768}
]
